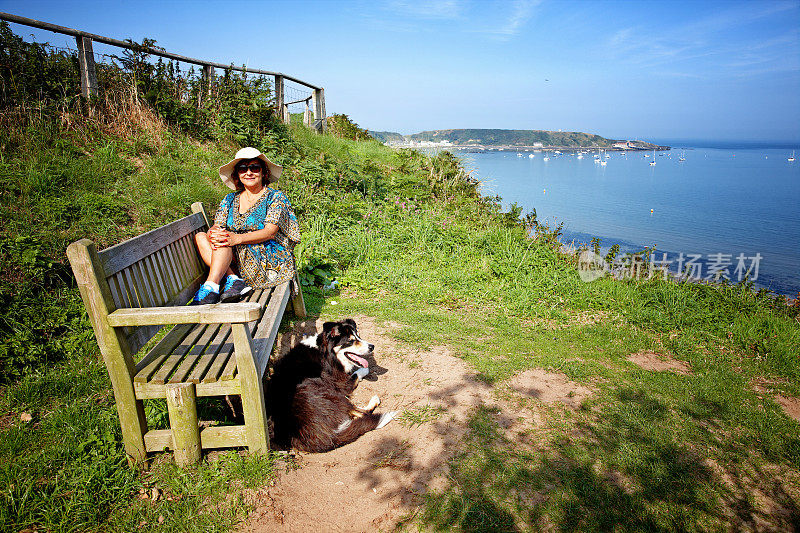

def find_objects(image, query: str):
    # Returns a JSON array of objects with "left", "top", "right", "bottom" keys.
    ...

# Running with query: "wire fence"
[{"left": 0, "top": 11, "right": 326, "bottom": 132}]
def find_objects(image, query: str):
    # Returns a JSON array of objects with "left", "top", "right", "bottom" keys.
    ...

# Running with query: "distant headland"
[{"left": 368, "top": 128, "right": 669, "bottom": 151}]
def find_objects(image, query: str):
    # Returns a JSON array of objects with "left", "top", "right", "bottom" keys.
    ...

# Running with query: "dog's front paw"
[{"left": 365, "top": 395, "right": 380, "bottom": 411}]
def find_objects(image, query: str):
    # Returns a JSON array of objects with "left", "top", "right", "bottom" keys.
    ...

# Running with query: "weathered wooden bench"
[{"left": 67, "top": 202, "right": 305, "bottom": 466}]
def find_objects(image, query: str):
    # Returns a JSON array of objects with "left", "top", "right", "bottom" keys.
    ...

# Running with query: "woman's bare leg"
[{"left": 195, "top": 232, "right": 235, "bottom": 283}]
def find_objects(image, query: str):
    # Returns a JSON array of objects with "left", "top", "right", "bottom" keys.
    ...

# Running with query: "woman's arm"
[{"left": 211, "top": 224, "right": 280, "bottom": 248}]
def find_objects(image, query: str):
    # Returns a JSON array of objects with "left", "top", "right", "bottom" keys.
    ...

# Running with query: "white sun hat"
[{"left": 219, "top": 147, "right": 283, "bottom": 189}]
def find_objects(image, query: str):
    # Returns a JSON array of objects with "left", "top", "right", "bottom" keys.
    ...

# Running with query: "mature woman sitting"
[{"left": 192, "top": 147, "right": 300, "bottom": 305}]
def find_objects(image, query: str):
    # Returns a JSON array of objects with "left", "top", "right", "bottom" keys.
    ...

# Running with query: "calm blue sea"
[{"left": 452, "top": 143, "right": 800, "bottom": 296}]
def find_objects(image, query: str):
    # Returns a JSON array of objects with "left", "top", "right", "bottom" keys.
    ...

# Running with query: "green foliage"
[
  {"left": 0, "top": 21, "right": 80, "bottom": 107},
  {"left": 0, "top": 236, "right": 87, "bottom": 384},
  {"left": 326, "top": 113, "right": 374, "bottom": 141}
]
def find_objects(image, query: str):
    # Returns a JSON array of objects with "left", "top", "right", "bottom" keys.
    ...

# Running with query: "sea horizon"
[{"left": 649, "top": 138, "right": 800, "bottom": 150}]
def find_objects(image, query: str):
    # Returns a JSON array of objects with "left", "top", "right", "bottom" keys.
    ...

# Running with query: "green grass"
[{"left": 398, "top": 404, "right": 446, "bottom": 428}]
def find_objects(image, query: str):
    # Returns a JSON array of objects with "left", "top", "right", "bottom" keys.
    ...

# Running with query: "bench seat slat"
[
  {"left": 187, "top": 324, "right": 231, "bottom": 383},
  {"left": 202, "top": 323, "right": 236, "bottom": 383},
  {"left": 162, "top": 323, "right": 213, "bottom": 384},
  {"left": 134, "top": 323, "right": 194, "bottom": 381},
  {"left": 99, "top": 212, "right": 206, "bottom": 276},
  {"left": 149, "top": 353, "right": 184, "bottom": 385},
  {"left": 169, "top": 324, "right": 222, "bottom": 384},
  {"left": 220, "top": 346, "right": 238, "bottom": 381},
  {"left": 148, "top": 322, "right": 209, "bottom": 384},
  {"left": 250, "top": 287, "right": 275, "bottom": 334},
  {"left": 203, "top": 352, "right": 233, "bottom": 384}
]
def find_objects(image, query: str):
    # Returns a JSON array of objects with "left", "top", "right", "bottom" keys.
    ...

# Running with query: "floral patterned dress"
[{"left": 213, "top": 189, "right": 300, "bottom": 291}]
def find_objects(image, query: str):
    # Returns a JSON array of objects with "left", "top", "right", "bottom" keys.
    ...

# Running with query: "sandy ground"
[
  {"left": 627, "top": 350, "right": 692, "bottom": 375},
  {"left": 238, "top": 315, "right": 585, "bottom": 532}
]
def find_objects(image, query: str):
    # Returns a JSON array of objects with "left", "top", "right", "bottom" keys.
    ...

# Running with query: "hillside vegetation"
[{"left": 1, "top": 22, "right": 799, "bottom": 532}]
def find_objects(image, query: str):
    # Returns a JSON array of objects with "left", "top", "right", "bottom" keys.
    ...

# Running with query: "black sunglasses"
[{"left": 235, "top": 163, "right": 263, "bottom": 173}]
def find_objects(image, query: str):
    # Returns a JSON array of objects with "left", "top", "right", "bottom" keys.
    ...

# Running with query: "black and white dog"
[{"left": 266, "top": 319, "right": 396, "bottom": 452}]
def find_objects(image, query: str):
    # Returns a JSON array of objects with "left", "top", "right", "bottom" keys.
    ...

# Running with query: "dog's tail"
[{"left": 332, "top": 411, "right": 398, "bottom": 448}]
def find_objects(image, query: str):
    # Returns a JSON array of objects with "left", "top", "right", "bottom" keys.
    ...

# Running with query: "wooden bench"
[{"left": 67, "top": 202, "right": 305, "bottom": 466}]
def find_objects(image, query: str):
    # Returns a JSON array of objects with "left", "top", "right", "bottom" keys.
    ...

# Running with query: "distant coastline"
[{"left": 369, "top": 128, "right": 669, "bottom": 151}]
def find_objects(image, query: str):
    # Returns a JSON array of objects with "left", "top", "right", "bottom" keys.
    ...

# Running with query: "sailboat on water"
[
  {"left": 679, "top": 149, "right": 686, "bottom": 162},
  {"left": 790, "top": 150, "right": 796, "bottom": 162},
  {"left": 649, "top": 151, "right": 656, "bottom": 166}
]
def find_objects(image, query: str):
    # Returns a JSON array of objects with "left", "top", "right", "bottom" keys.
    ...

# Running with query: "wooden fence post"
[
  {"left": 312, "top": 88, "right": 326, "bottom": 133},
  {"left": 303, "top": 98, "right": 312, "bottom": 127},
  {"left": 75, "top": 35, "right": 98, "bottom": 98},
  {"left": 274, "top": 74, "right": 284, "bottom": 120},
  {"left": 282, "top": 104, "right": 291, "bottom": 124},
  {"left": 199, "top": 64, "right": 213, "bottom": 107}
]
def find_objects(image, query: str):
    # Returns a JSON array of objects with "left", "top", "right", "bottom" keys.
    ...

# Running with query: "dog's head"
[{"left": 321, "top": 319, "right": 374, "bottom": 374}]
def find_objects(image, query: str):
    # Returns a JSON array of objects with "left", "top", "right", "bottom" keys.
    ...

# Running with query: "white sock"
[
  {"left": 203, "top": 281, "right": 220, "bottom": 293},
  {"left": 226, "top": 274, "right": 242, "bottom": 282}
]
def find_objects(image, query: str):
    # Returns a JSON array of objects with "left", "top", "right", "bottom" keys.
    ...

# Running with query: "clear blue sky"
[{"left": 3, "top": 0, "right": 799, "bottom": 141}]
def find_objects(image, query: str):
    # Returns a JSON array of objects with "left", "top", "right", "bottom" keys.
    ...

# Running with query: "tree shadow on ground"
[{"left": 359, "top": 381, "right": 800, "bottom": 532}]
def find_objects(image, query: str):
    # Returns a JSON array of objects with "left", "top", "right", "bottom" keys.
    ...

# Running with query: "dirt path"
[{"left": 238, "top": 315, "right": 516, "bottom": 532}]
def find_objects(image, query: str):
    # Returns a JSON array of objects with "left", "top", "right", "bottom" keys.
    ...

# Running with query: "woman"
[{"left": 192, "top": 147, "right": 300, "bottom": 305}]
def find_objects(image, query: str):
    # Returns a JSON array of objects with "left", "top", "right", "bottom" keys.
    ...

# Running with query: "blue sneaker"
[
  {"left": 220, "top": 276, "right": 252, "bottom": 303},
  {"left": 190, "top": 283, "right": 220, "bottom": 305}
]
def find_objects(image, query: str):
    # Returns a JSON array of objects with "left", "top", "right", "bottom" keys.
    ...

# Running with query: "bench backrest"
[
  {"left": 68, "top": 204, "right": 210, "bottom": 362},
  {"left": 98, "top": 211, "right": 208, "bottom": 353}
]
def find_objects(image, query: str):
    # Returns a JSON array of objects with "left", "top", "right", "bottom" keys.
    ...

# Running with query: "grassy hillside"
[
  {"left": 1, "top": 22, "right": 799, "bottom": 532},
  {"left": 368, "top": 130, "right": 406, "bottom": 143}
]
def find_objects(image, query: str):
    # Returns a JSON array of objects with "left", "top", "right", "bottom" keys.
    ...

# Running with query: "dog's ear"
[
  {"left": 322, "top": 321, "right": 341, "bottom": 339},
  {"left": 343, "top": 318, "right": 357, "bottom": 328}
]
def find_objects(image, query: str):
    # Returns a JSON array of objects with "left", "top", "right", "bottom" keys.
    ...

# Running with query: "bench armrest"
[{"left": 107, "top": 302, "right": 262, "bottom": 327}]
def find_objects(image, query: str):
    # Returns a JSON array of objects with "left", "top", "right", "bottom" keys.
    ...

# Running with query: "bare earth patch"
[
  {"left": 524, "top": 309, "right": 612, "bottom": 330},
  {"left": 774, "top": 395, "right": 800, "bottom": 422},
  {"left": 752, "top": 378, "right": 800, "bottom": 422},
  {"left": 505, "top": 368, "right": 594, "bottom": 410},
  {"left": 628, "top": 350, "right": 692, "bottom": 375}
]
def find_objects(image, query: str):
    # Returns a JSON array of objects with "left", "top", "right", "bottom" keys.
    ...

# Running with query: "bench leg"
[
  {"left": 291, "top": 273, "right": 307, "bottom": 318},
  {"left": 166, "top": 383, "right": 201, "bottom": 466},
  {"left": 231, "top": 323, "right": 270, "bottom": 454}
]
